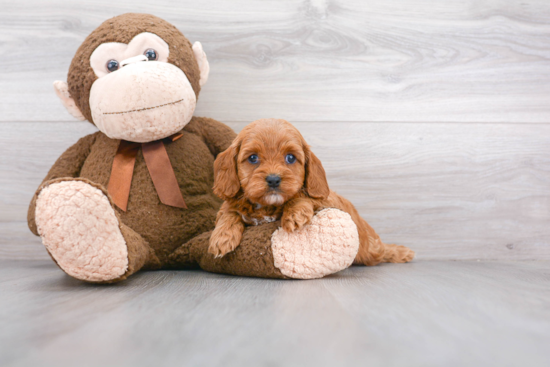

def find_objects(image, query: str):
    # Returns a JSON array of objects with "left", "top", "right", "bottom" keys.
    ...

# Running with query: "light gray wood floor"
[
  {"left": 1, "top": 260, "right": 549, "bottom": 367},
  {"left": 1, "top": 2, "right": 549, "bottom": 365}
]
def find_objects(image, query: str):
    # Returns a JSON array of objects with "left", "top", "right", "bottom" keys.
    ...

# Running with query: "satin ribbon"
[{"left": 107, "top": 133, "right": 187, "bottom": 211}]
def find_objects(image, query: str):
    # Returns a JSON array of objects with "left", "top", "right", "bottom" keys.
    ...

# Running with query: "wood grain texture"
[
  {"left": 2, "top": 121, "right": 549, "bottom": 261},
  {"left": 1, "top": 260, "right": 549, "bottom": 367},
  {"left": 1, "top": 0, "right": 549, "bottom": 261},
  {"left": 2, "top": 0, "right": 550, "bottom": 122}
]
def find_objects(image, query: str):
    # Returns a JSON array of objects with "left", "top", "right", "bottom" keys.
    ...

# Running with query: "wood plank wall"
[{"left": 1, "top": 0, "right": 549, "bottom": 260}]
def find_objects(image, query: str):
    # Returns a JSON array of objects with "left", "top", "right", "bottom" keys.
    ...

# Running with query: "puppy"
[{"left": 209, "top": 118, "right": 415, "bottom": 266}]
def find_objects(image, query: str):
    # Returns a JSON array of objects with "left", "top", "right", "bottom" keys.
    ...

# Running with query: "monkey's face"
[
  {"left": 88, "top": 32, "right": 196, "bottom": 142},
  {"left": 54, "top": 14, "right": 209, "bottom": 143}
]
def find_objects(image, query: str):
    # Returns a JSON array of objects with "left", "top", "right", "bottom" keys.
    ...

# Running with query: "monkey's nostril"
[{"left": 266, "top": 174, "right": 281, "bottom": 188}]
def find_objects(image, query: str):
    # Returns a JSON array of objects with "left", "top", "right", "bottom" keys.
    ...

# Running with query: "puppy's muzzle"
[{"left": 265, "top": 174, "right": 281, "bottom": 189}]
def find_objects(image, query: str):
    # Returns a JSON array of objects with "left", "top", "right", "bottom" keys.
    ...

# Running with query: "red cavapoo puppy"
[{"left": 209, "top": 118, "right": 415, "bottom": 266}]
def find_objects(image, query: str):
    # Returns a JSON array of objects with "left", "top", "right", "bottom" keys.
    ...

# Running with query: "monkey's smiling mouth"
[{"left": 102, "top": 99, "right": 184, "bottom": 115}]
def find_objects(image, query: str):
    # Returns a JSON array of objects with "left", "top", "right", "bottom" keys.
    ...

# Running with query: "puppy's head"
[{"left": 213, "top": 118, "right": 330, "bottom": 205}]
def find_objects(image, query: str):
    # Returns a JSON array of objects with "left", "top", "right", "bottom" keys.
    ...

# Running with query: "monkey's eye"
[
  {"left": 248, "top": 155, "right": 259, "bottom": 164},
  {"left": 106, "top": 59, "right": 119, "bottom": 72},
  {"left": 285, "top": 154, "right": 296, "bottom": 164},
  {"left": 144, "top": 49, "right": 158, "bottom": 61}
]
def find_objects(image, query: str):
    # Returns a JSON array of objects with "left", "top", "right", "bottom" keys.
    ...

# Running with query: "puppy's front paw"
[
  {"left": 208, "top": 229, "right": 241, "bottom": 258},
  {"left": 282, "top": 207, "right": 314, "bottom": 233}
]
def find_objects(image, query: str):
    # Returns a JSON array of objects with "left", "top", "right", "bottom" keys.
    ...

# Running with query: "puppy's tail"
[
  {"left": 353, "top": 218, "right": 415, "bottom": 266},
  {"left": 380, "top": 242, "right": 415, "bottom": 264}
]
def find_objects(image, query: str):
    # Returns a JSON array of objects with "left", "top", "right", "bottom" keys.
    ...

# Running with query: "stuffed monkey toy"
[{"left": 28, "top": 13, "right": 360, "bottom": 283}]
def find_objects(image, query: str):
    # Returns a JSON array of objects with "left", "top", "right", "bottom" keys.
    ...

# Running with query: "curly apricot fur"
[{"left": 211, "top": 118, "right": 415, "bottom": 264}]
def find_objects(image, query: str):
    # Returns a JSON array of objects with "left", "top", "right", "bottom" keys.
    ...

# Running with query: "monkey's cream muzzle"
[{"left": 90, "top": 60, "right": 197, "bottom": 143}]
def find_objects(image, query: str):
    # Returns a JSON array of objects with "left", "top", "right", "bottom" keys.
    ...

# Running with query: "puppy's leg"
[
  {"left": 208, "top": 202, "right": 245, "bottom": 258},
  {"left": 353, "top": 218, "right": 415, "bottom": 265},
  {"left": 326, "top": 192, "right": 415, "bottom": 265},
  {"left": 281, "top": 198, "right": 315, "bottom": 232}
]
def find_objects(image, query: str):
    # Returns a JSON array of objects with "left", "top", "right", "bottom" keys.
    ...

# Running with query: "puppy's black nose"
[{"left": 266, "top": 174, "right": 281, "bottom": 188}]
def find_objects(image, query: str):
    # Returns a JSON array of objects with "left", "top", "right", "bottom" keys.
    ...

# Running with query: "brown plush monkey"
[{"left": 28, "top": 13, "right": 360, "bottom": 283}]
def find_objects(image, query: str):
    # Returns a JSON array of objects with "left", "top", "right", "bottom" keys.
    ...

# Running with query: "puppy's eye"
[
  {"left": 285, "top": 154, "right": 296, "bottom": 164},
  {"left": 106, "top": 59, "right": 119, "bottom": 72},
  {"left": 248, "top": 154, "right": 259, "bottom": 164},
  {"left": 144, "top": 49, "right": 158, "bottom": 61}
]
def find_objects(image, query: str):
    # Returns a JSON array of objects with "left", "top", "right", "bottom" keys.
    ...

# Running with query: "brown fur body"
[
  {"left": 28, "top": 14, "right": 298, "bottom": 281},
  {"left": 210, "top": 118, "right": 415, "bottom": 265},
  {"left": 28, "top": 116, "right": 235, "bottom": 266}
]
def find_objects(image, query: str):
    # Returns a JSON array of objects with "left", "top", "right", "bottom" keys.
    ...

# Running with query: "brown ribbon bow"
[{"left": 107, "top": 133, "right": 187, "bottom": 211}]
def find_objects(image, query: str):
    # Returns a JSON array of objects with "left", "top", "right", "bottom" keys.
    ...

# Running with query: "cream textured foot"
[
  {"left": 35, "top": 181, "right": 128, "bottom": 282},
  {"left": 271, "top": 208, "right": 359, "bottom": 279}
]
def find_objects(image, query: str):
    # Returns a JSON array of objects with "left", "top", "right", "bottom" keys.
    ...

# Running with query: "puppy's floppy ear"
[
  {"left": 305, "top": 149, "right": 330, "bottom": 199},
  {"left": 213, "top": 144, "right": 241, "bottom": 200}
]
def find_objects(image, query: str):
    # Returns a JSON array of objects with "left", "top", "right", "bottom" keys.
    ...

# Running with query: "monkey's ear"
[
  {"left": 213, "top": 145, "right": 241, "bottom": 200},
  {"left": 53, "top": 81, "right": 86, "bottom": 121},
  {"left": 192, "top": 42, "right": 209, "bottom": 87}
]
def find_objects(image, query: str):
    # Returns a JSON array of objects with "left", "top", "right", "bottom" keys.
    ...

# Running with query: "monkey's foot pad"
[
  {"left": 271, "top": 208, "right": 360, "bottom": 279},
  {"left": 35, "top": 180, "right": 128, "bottom": 282}
]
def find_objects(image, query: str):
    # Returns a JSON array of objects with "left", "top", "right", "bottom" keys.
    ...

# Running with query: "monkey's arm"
[
  {"left": 184, "top": 116, "right": 237, "bottom": 157},
  {"left": 27, "top": 132, "right": 98, "bottom": 235}
]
